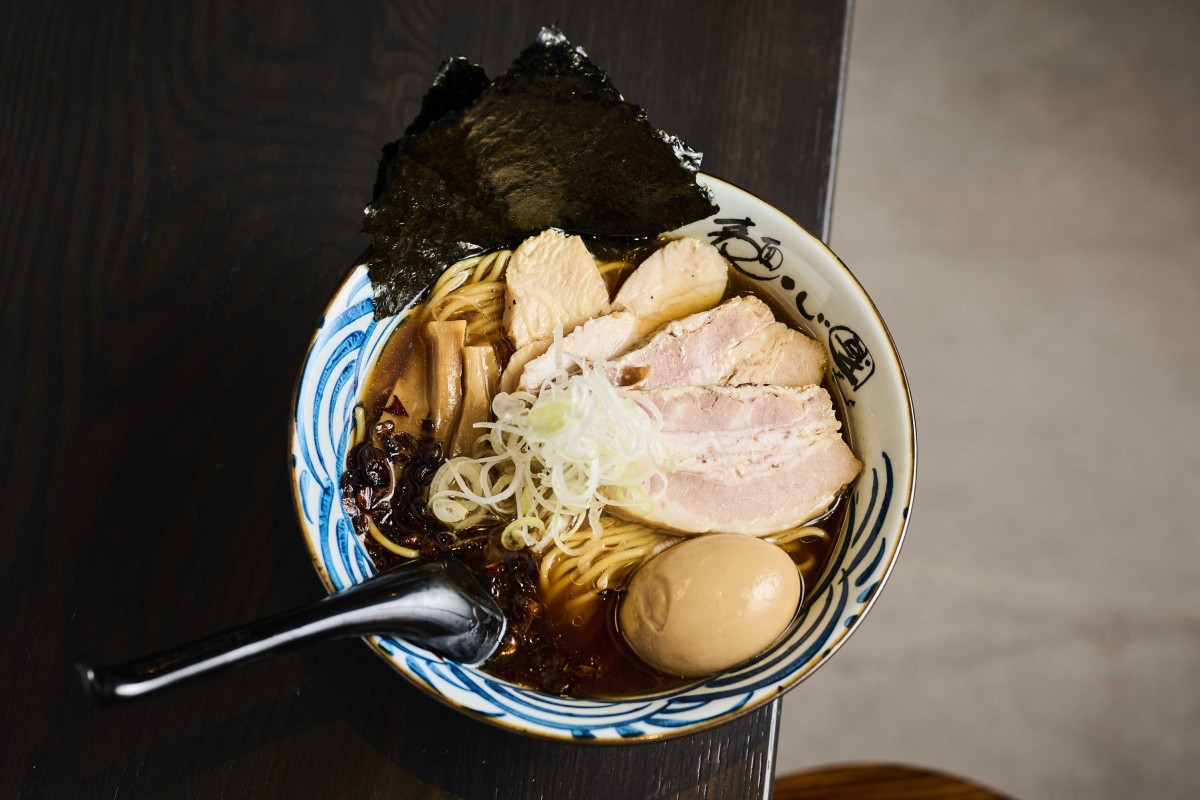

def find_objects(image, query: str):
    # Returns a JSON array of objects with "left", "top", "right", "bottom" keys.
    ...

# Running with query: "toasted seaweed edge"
[{"left": 364, "top": 26, "right": 718, "bottom": 319}]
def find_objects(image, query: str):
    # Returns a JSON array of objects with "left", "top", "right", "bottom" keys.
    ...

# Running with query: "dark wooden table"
[{"left": 0, "top": 2, "right": 850, "bottom": 797}]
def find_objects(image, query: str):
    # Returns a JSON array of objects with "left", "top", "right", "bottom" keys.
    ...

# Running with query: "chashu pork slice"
[
  {"left": 727, "top": 322, "right": 826, "bottom": 386},
  {"left": 609, "top": 296, "right": 829, "bottom": 391},
  {"left": 516, "top": 237, "right": 729, "bottom": 392},
  {"left": 608, "top": 296, "right": 776, "bottom": 390},
  {"left": 503, "top": 230, "right": 610, "bottom": 351},
  {"left": 625, "top": 385, "right": 862, "bottom": 535}
]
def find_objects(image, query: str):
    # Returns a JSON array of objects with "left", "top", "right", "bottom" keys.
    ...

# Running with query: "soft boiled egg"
[{"left": 618, "top": 533, "right": 802, "bottom": 677}]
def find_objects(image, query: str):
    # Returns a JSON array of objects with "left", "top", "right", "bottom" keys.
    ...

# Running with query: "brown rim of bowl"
[{"left": 285, "top": 174, "right": 917, "bottom": 743}]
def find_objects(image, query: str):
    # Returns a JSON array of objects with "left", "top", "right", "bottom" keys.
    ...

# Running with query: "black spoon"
[{"left": 77, "top": 558, "right": 506, "bottom": 703}]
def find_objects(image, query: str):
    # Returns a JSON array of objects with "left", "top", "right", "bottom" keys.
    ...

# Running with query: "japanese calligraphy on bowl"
[{"left": 706, "top": 216, "right": 875, "bottom": 392}]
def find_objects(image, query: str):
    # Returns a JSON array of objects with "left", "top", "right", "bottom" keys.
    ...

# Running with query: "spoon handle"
[{"left": 77, "top": 559, "right": 505, "bottom": 703}]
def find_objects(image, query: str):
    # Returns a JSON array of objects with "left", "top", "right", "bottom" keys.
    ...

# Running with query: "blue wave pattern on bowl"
[{"left": 292, "top": 270, "right": 896, "bottom": 741}]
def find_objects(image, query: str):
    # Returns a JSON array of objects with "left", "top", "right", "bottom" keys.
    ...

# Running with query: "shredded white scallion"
[{"left": 428, "top": 346, "right": 673, "bottom": 556}]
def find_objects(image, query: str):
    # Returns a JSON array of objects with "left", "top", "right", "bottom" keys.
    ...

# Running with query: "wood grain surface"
[
  {"left": 0, "top": 1, "right": 850, "bottom": 797},
  {"left": 774, "top": 763, "right": 1014, "bottom": 800}
]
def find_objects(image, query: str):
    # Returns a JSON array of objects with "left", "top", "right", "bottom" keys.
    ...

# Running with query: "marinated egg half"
[{"left": 618, "top": 533, "right": 802, "bottom": 677}]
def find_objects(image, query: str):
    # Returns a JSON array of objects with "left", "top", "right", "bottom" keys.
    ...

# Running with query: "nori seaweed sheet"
[{"left": 363, "top": 26, "right": 719, "bottom": 319}]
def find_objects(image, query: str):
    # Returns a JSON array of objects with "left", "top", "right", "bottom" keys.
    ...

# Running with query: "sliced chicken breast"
[
  {"left": 612, "top": 237, "right": 728, "bottom": 331},
  {"left": 503, "top": 230, "right": 610, "bottom": 350},
  {"left": 517, "top": 311, "right": 642, "bottom": 392}
]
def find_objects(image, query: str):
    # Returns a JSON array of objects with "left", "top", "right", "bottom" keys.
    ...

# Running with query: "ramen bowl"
[{"left": 289, "top": 175, "right": 916, "bottom": 742}]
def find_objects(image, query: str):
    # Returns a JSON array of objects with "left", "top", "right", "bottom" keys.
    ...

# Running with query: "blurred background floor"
[{"left": 776, "top": 1, "right": 1200, "bottom": 797}]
